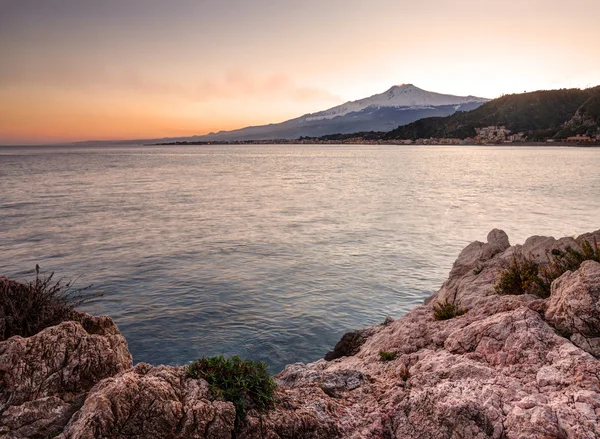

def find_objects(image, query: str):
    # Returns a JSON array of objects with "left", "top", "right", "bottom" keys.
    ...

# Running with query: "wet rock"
[{"left": 324, "top": 328, "right": 375, "bottom": 361}]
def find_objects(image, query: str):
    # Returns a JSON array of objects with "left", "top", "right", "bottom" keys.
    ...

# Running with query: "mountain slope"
[
  {"left": 304, "top": 84, "right": 488, "bottom": 121},
  {"left": 196, "top": 84, "right": 488, "bottom": 141},
  {"left": 556, "top": 93, "right": 600, "bottom": 138},
  {"left": 384, "top": 87, "right": 600, "bottom": 141}
]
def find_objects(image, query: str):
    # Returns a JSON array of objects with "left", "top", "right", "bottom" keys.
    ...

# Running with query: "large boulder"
[
  {"left": 432, "top": 229, "right": 511, "bottom": 308},
  {"left": 61, "top": 361, "right": 341, "bottom": 439},
  {"left": 546, "top": 260, "right": 600, "bottom": 357},
  {"left": 59, "top": 364, "right": 235, "bottom": 439},
  {"left": 0, "top": 314, "right": 132, "bottom": 438}
]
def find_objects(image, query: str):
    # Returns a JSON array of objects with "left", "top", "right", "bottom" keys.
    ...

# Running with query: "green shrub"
[
  {"left": 495, "top": 238, "right": 600, "bottom": 298},
  {"left": 186, "top": 355, "right": 276, "bottom": 429},
  {"left": 539, "top": 238, "right": 600, "bottom": 291},
  {"left": 493, "top": 255, "right": 544, "bottom": 297},
  {"left": 0, "top": 268, "right": 100, "bottom": 340},
  {"left": 433, "top": 299, "right": 467, "bottom": 321},
  {"left": 379, "top": 350, "right": 397, "bottom": 361}
]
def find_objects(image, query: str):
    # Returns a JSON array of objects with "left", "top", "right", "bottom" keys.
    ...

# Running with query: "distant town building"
[
  {"left": 437, "top": 138, "right": 461, "bottom": 145},
  {"left": 475, "top": 126, "right": 515, "bottom": 143},
  {"left": 566, "top": 135, "right": 592, "bottom": 142}
]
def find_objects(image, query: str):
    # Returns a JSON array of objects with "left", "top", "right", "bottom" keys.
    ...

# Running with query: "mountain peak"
[
  {"left": 305, "top": 85, "right": 489, "bottom": 121},
  {"left": 190, "top": 84, "right": 490, "bottom": 141}
]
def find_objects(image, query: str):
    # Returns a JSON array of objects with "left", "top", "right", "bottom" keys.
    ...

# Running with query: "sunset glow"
[{"left": 1, "top": 0, "right": 599, "bottom": 144}]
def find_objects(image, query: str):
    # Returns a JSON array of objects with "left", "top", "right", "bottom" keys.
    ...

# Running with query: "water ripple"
[{"left": 1, "top": 144, "right": 599, "bottom": 372}]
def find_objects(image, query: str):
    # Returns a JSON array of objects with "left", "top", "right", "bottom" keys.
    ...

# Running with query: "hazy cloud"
[
  {"left": 0, "top": 62, "right": 339, "bottom": 104},
  {"left": 190, "top": 70, "right": 340, "bottom": 102}
]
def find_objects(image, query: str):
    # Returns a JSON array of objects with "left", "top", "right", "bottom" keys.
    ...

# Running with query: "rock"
[
  {"left": 239, "top": 388, "right": 341, "bottom": 439},
  {"left": 520, "top": 234, "right": 578, "bottom": 264},
  {"left": 59, "top": 364, "right": 236, "bottom": 439},
  {"left": 325, "top": 316, "right": 396, "bottom": 361},
  {"left": 276, "top": 362, "right": 365, "bottom": 398},
  {"left": 1, "top": 397, "right": 77, "bottom": 439},
  {"left": 0, "top": 315, "right": 132, "bottom": 438},
  {"left": 269, "top": 230, "right": 600, "bottom": 438},
  {"left": 3, "top": 229, "right": 600, "bottom": 438},
  {"left": 324, "top": 328, "right": 375, "bottom": 361},
  {"left": 570, "top": 333, "right": 600, "bottom": 359},
  {"left": 319, "top": 370, "right": 365, "bottom": 398},
  {"left": 450, "top": 228, "right": 510, "bottom": 281},
  {"left": 382, "top": 316, "right": 394, "bottom": 326},
  {"left": 545, "top": 260, "right": 600, "bottom": 357},
  {"left": 433, "top": 229, "right": 512, "bottom": 308}
]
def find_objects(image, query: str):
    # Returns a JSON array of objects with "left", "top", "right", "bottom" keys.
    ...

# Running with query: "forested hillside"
[{"left": 382, "top": 87, "right": 600, "bottom": 141}]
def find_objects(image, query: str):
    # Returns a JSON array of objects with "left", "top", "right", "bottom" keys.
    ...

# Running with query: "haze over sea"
[{"left": 1, "top": 144, "right": 599, "bottom": 372}]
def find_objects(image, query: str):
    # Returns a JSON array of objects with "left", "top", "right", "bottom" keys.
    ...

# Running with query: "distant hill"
[
  {"left": 383, "top": 87, "right": 600, "bottom": 141},
  {"left": 191, "top": 84, "right": 488, "bottom": 141}
]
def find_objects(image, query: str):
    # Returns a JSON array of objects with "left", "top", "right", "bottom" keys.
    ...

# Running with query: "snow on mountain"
[{"left": 305, "top": 84, "right": 488, "bottom": 121}]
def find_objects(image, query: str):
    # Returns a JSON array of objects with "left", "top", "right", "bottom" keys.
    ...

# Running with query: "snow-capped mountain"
[
  {"left": 192, "top": 84, "right": 489, "bottom": 141},
  {"left": 305, "top": 84, "right": 488, "bottom": 121}
]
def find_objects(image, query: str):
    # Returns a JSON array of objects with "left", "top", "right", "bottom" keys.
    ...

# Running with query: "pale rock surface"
[
  {"left": 0, "top": 313, "right": 132, "bottom": 438},
  {"left": 59, "top": 364, "right": 236, "bottom": 439},
  {"left": 546, "top": 260, "right": 600, "bottom": 358},
  {"left": 2, "top": 230, "right": 600, "bottom": 438},
  {"left": 268, "top": 229, "right": 600, "bottom": 438}
]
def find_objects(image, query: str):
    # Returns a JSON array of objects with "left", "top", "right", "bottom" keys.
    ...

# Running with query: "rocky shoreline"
[{"left": 2, "top": 229, "right": 600, "bottom": 438}]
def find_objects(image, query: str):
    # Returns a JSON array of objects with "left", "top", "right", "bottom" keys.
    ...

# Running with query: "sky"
[{"left": 1, "top": 0, "right": 599, "bottom": 144}]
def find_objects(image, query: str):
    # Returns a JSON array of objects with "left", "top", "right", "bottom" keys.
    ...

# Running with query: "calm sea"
[{"left": 1, "top": 144, "right": 599, "bottom": 371}]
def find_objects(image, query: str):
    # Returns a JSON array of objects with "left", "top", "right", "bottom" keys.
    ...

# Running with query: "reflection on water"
[{"left": 1, "top": 144, "right": 599, "bottom": 371}]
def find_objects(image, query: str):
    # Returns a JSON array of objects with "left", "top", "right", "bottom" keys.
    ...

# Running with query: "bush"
[
  {"left": 186, "top": 355, "right": 276, "bottom": 429},
  {"left": 493, "top": 255, "right": 543, "bottom": 297},
  {"left": 379, "top": 350, "right": 397, "bottom": 361},
  {"left": 433, "top": 299, "right": 467, "bottom": 321},
  {"left": 0, "top": 268, "right": 100, "bottom": 340},
  {"left": 538, "top": 239, "right": 600, "bottom": 291},
  {"left": 398, "top": 364, "right": 410, "bottom": 381},
  {"left": 495, "top": 238, "right": 600, "bottom": 298}
]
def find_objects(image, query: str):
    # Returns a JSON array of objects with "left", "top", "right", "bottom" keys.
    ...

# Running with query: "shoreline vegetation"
[{"left": 2, "top": 229, "right": 600, "bottom": 437}]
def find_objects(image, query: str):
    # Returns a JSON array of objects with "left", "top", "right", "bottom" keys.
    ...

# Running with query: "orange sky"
[{"left": 1, "top": 0, "right": 599, "bottom": 144}]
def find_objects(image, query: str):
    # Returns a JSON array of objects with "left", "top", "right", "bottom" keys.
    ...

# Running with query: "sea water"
[{"left": 1, "top": 144, "right": 599, "bottom": 371}]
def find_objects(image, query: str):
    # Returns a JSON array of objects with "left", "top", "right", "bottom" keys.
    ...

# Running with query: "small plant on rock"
[
  {"left": 186, "top": 355, "right": 276, "bottom": 429},
  {"left": 494, "top": 254, "right": 544, "bottom": 297},
  {"left": 495, "top": 238, "right": 600, "bottom": 299},
  {"left": 432, "top": 299, "right": 467, "bottom": 321},
  {"left": 398, "top": 364, "right": 410, "bottom": 381},
  {"left": 379, "top": 350, "right": 397, "bottom": 361},
  {"left": 0, "top": 267, "right": 100, "bottom": 340},
  {"left": 538, "top": 238, "right": 600, "bottom": 293}
]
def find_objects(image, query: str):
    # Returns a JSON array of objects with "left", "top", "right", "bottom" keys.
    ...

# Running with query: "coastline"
[
  {"left": 2, "top": 229, "right": 600, "bottom": 438},
  {"left": 151, "top": 140, "right": 600, "bottom": 147}
]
